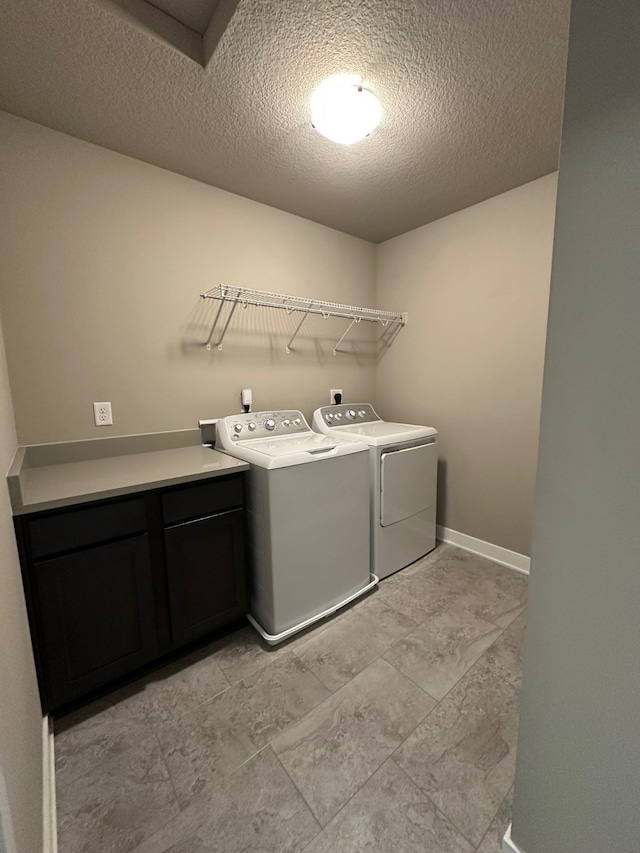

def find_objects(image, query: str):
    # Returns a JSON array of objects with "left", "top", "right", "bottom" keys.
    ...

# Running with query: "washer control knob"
[
  {"left": 264, "top": 418, "right": 276, "bottom": 431},
  {"left": 293, "top": 417, "right": 301, "bottom": 426},
  {"left": 247, "top": 422, "right": 257, "bottom": 431},
  {"left": 326, "top": 414, "right": 334, "bottom": 421},
  {"left": 233, "top": 423, "right": 243, "bottom": 433},
  {"left": 335, "top": 413, "right": 343, "bottom": 420},
  {"left": 358, "top": 410, "right": 366, "bottom": 417},
  {"left": 346, "top": 409, "right": 356, "bottom": 419},
  {"left": 282, "top": 419, "right": 291, "bottom": 427}
]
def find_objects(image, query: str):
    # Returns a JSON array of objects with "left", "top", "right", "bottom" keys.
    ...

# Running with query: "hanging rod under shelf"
[{"left": 201, "top": 284, "right": 407, "bottom": 353}]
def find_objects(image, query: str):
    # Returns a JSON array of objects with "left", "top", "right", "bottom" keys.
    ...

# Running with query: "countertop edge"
[
  {"left": 7, "top": 446, "right": 26, "bottom": 510},
  {"left": 9, "top": 434, "right": 249, "bottom": 517},
  {"left": 11, "top": 463, "right": 249, "bottom": 516}
]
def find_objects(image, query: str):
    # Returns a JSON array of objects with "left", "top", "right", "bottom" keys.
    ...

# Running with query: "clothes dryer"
[{"left": 313, "top": 404, "right": 438, "bottom": 579}]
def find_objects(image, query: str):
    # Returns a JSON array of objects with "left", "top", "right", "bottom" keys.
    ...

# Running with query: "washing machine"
[
  {"left": 216, "top": 410, "right": 376, "bottom": 644},
  {"left": 312, "top": 404, "right": 438, "bottom": 580}
]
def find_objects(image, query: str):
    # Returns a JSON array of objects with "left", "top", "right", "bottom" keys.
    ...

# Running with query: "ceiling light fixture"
[{"left": 311, "top": 74, "right": 382, "bottom": 145}]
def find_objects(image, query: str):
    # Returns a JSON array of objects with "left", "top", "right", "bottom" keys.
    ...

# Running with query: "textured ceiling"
[{"left": 0, "top": 0, "right": 570, "bottom": 242}]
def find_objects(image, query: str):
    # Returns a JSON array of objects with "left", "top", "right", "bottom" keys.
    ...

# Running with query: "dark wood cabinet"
[
  {"left": 33, "top": 535, "right": 158, "bottom": 709},
  {"left": 165, "top": 509, "right": 246, "bottom": 646},
  {"left": 15, "top": 473, "right": 247, "bottom": 713}
]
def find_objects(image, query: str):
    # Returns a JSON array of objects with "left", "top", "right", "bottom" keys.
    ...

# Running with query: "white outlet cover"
[
  {"left": 93, "top": 401, "right": 113, "bottom": 426},
  {"left": 330, "top": 388, "right": 343, "bottom": 404}
]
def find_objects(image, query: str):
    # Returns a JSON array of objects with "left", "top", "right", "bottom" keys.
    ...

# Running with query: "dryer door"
[{"left": 380, "top": 441, "right": 437, "bottom": 527}]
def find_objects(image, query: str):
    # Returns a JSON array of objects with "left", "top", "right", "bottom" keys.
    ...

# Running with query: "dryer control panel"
[
  {"left": 316, "top": 403, "right": 380, "bottom": 427},
  {"left": 217, "top": 410, "right": 310, "bottom": 442}
]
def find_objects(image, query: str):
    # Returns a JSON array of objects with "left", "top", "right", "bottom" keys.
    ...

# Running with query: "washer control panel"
[
  {"left": 318, "top": 403, "right": 380, "bottom": 427},
  {"left": 219, "top": 410, "right": 309, "bottom": 441}
]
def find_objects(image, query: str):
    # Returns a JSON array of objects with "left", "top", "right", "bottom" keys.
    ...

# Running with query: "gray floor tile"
[
  {"left": 422, "top": 547, "right": 500, "bottom": 592},
  {"left": 399, "top": 542, "right": 456, "bottom": 577},
  {"left": 456, "top": 572, "right": 528, "bottom": 628},
  {"left": 376, "top": 545, "right": 507, "bottom": 625},
  {"left": 384, "top": 601, "right": 503, "bottom": 699},
  {"left": 239, "top": 651, "right": 331, "bottom": 747},
  {"left": 157, "top": 652, "right": 330, "bottom": 807},
  {"left": 55, "top": 643, "right": 235, "bottom": 788},
  {"left": 130, "top": 747, "right": 320, "bottom": 853},
  {"left": 57, "top": 735, "right": 179, "bottom": 853},
  {"left": 206, "top": 624, "right": 293, "bottom": 683},
  {"left": 272, "top": 658, "right": 435, "bottom": 826},
  {"left": 476, "top": 788, "right": 513, "bottom": 853},
  {"left": 159, "top": 840, "right": 210, "bottom": 853},
  {"left": 395, "top": 655, "right": 520, "bottom": 847},
  {"left": 302, "top": 758, "right": 473, "bottom": 853},
  {"left": 155, "top": 683, "right": 259, "bottom": 808},
  {"left": 54, "top": 698, "right": 151, "bottom": 789},
  {"left": 107, "top": 644, "right": 230, "bottom": 727},
  {"left": 376, "top": 572, "right": 458, "bottom": 624},
  {"left": 294, "top": 596, "right": 415, "bottom": 692},
  {"left": 206, "top": 619, "right": 336, "bottom": 684},
  {"left": 476, "top": 559, "right": 529, "bottom": 584},
  {"left": 474, "top": 613, "right": 526, "bottom": 690}
]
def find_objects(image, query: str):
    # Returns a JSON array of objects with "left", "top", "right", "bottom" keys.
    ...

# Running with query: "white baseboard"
[
  {"left": 503, "top": 822, "right": 526, "bottom": 853},
  {"left": 42, "top": 716, "right": 57, "bottom": 853},
  {"left": 437, "top": 526, "right": 530, "bottom": 575}
]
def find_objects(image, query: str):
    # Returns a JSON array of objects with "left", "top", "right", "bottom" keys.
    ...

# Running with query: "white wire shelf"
[{"left": 200, "top": 284, "right": 407, "bottom": 354}]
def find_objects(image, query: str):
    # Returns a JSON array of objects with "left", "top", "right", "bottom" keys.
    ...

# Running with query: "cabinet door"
[
  {"left": 164, "top": 509, "right": 246, "bottom": 648},
  {"left": 34, "top": 534, "right": 157, "bottom": 710}
]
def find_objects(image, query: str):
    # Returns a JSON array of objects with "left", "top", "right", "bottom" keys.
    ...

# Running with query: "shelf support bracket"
[
  {"left": 333, "top": 317, "right": 360, "bottom": 356},
  {"left": 214, "top": 298, "right": 240, "bottom": 351},
  {"left": 285, "top": 301, "right": 314, "bottom": 353},
  {"left": 205, "top": 297, "right": 227, "bottom": 350}
]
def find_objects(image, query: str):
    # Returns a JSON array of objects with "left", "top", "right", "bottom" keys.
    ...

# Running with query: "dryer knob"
[
  {"left": 282, "top": 419, "right": 291, "bottom": 427},
  {"left": 247, "top": 423, "right": 257, "bottom": 431},
  {"left": 335, "top": 413, "right": 343, "bottom": 420},
  {"left": 264, "top": 418, "right": 276, "bottom": 431},
  {"left": 292, "top": 417, "right": 301, "bottom": 426},
  {"left": 233, "top": 423, "right": 243, "bottom": 433},
  {"left": 326, "top": 414, "right": 334, "bottom": 421},
  {"left": 358, "top": 410, "right": 366, "bottom": 417},
  {"left": 346, "top": 409, "right": 356, "bottom": 419}
]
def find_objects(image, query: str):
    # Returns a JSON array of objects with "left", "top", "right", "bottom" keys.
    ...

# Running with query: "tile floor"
[{"left": 54, "top": 543, "right": 528, "bottom": 853}]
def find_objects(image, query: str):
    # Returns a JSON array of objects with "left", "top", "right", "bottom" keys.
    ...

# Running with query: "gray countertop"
[{"left": 7, "top": 429, "right": 248, "bottom": 515}]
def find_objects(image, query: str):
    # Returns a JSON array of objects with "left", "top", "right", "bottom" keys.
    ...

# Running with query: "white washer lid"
[
  {"left": 231, "top": 432, "right": 367, "bottom": 468},
  {"left": 322, "top": 421, "right": 438, "bottom": 447},
  {"left": 240, "top": 434, "right": 338, "bottom": 457}
]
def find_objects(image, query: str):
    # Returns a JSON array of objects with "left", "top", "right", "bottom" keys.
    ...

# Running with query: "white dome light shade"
[{"left": 311, "top": 74, "right": 382, "bottom": 145}]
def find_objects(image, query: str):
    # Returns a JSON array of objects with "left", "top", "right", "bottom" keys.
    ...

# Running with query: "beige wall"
[
  {"left": 375, "top": 174, "right": 557, "bottom": 556},
  {"left": 0, "top": 109, "right": 556, "bottom": 557},
  {"left": 0, "top": 305, "right": 43, "bottom": 853},
  {"left": 0, "top": 112, "right": 376, "bottom": 445},
  {"left": 512, "top": 2, "right": 640, "bottom": 851}
]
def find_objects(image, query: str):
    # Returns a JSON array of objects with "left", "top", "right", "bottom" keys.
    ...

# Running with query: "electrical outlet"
[
  {"left": 330, "top": 388, "right": 343, "bottom": 404},
  {"left": 93, "top": 402, "right": 113, "bottom": 426}
]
